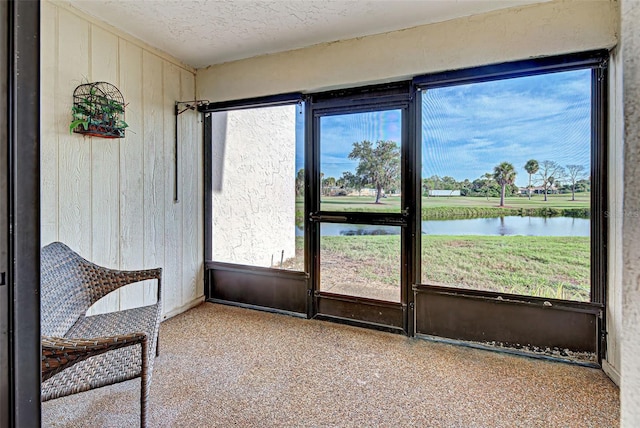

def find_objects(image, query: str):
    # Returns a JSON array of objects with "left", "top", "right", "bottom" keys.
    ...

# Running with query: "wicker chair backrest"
[{"left": 41, "top": 242, "right": 93, "bottom": 337}]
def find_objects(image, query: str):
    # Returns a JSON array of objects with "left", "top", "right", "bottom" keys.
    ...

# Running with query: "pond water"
[{"left": 296, "top": 216, "right": 590, "bottom": 237}]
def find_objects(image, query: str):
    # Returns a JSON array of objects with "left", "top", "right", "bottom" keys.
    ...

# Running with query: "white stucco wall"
[
  {"left": 211, "top": 106, "right": 296, "bottom": 268},
  {"left": 41, "top": 0, "right": 204, "bottom": 318},
  {"left": 196, "top": 0, "right": 618, "bottom": 102},
  {"left": 621, "top": 1, "right": 640, "bottom": 424}
]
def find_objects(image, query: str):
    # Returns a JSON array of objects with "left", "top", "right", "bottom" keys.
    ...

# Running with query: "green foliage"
[
  {"left": 295, "top": 168, "right": 305, "bottom": 196},
  {"left": 423, "top": 173, "right": 519, "bottom": 199},
  {"left": 420, "top": 158, "right": 589, "bottom": 203},
  {"left": 493, "top": 162, "right": 517, "bottom": 207},
  {"left": 69, "top": 118, "right": 89, "bottom": 134},
  {"left": 341, "top": 171, "right": 365, "bottom": 195},
  {"left": 322, "top": 176, "right": 336, "bottom": 194},
  {"left": 70, "top": 93, "right": 127, "bottom": 137},
  {"left": 423, "top": 175, "right": 460, "bottom": 193},
  {"left": 493, "top": 162, "right": 517, "bottom": 186},
  {"left": 524, "top": 159, "right": 539, "bottom": 200},
  {"left": 420, "top": 206, "right": 590, "bottom": 220},
  {"left": 348, "top": 140, "right": 400, "bottom": 203},
  {"left": 524, "top": 159, "right": 539, "bottom": 176}
]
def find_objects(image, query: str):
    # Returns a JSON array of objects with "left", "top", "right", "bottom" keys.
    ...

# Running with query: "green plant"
[
  {"left": 70, "top": 99, "right": 128, "bottom": 134},
  {"left": 70, "top": 82, "right": 128, "bottom": 138}
]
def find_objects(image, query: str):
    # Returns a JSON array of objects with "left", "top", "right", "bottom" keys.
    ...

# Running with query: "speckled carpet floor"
[{"left": 42, "top": 302, "right": 619, "bottom": 427}]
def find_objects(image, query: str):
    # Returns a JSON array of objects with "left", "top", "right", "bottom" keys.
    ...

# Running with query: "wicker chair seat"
[
  {"left": 42, "top": 304, "right": 159, "bottom": 401},
  {"left": 41, "top": 242, "right": 162, "bottom": 427}
]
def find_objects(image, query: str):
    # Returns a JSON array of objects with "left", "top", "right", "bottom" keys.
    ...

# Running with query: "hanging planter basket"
[{"left": 70, "top": 82, "right": 127, "bottom": 139}]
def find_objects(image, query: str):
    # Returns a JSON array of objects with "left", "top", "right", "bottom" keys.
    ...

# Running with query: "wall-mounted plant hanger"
[
  {"left": 174, "top": 99, "right": 209, "bottom": 202},
  {"left": 70, "top": 82, "right": 127, "bottom": 138}
]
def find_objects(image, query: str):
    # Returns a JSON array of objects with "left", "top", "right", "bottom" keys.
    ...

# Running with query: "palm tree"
[
  {"left": 481, "top": 173, "right": 494, "bottom": 201},
  {"left": 524, "top": 159, "right": 539, "bottom": 200},
  {"left": 493, "top": 162, "right": 517, "bottom": 207}
]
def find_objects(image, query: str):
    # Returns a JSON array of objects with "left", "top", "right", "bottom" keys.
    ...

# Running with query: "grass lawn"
[
  {"left": 422, "top": 235, "right": 589, "bottom": 301},
  {"left": 319, "top": 195, "right": 402, "bottom": 211},
  {"left": 285, "top": 235, "right": 590, "bottom": 302},
  {"left": 287, "top": 193, "right": 591, "bottom": 302}
]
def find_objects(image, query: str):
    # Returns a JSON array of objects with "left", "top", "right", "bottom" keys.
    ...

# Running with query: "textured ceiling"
[{"left": 69, "top": 0, "right": 548, "bottom": 68}]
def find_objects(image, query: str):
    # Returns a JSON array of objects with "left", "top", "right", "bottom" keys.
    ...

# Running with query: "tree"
[
  {"left": 566, "top": 164, "right": 587, "bottom": 201},
  {"left": 471, "top": 173, "right": 498, "bottom": 200},
  {"left": 460, "top": 179, "right": 472, "bottom": 196},
  {"left": 348, "top": 140, "right": 400, "bottom": 204},
  {"left": 576, "top": 178, "right": 591, "bottom": 193},
  {"left": 295, "top": 168, "right": 305, "bottom": 196},
  {"left": 423, "top": 175, "right": 441, "bottom": 197},
  {"left": 423, "top": 175, "right": 444, "bottom": 197},
  {"left": 524, "top": 159, "right": 539, "bottom": 200},
  {"left": 342, "top": 171, "right": 364, "bottom": 195},
  {"left": 440, "top": 176, "right": 459, "bottom": 190},
  {"left": 493, "top": 162, "right": 517, "bottom": 207},
  {"left": 537, "top": 160, "right": 565, "bottom": 201},
  {"left": 481, "top": 173, "right": 493, "bottom": 200},
  {"left": 322, "top": 176, "right": 336, "bottom": 195}
]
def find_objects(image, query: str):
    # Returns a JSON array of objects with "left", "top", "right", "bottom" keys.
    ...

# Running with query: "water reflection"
[
  {"left": 423, "top": 216, "right": 589, "bottom": 237},
  {"left": 296, "top": 216, "right": 589, "bottom": 237}
]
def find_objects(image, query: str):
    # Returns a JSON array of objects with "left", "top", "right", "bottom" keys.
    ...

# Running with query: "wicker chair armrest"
[
  {"left": 86, "top": 266, "right": 162, "bottom": 306},
  {"left": 42, "top": 333, "right": 147, "bottom": 381}
]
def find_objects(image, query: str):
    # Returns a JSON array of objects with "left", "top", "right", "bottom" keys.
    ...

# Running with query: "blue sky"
[{"left": 296, "top": 69, "right": 591, "bottom": 188}]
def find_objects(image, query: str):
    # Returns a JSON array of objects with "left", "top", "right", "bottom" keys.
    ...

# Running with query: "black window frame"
[
  {"left": 200, "top": 93, "right": 310, "bottom": 316},
  {"left": 201, "top": 92, "right": 305, "bottom": 265},
  {"left": 305, "top": 82, "right": 414, "bottom": 329},
  {"left": 411, "top": 50, "right": 608, "bottom": 363},
  {"left": 201, "top": 50, "right": 610, "bottom": 362},
  {"left": 412, "top": 49, "right": 609, "bottom": 307}
]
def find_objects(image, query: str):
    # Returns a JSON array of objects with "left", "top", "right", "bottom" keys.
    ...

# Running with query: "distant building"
[
  {"left": 428, "top": 189, "right": 461, "bottom": 197},
  {"left": 519, "top": 186, "right": 557, "bottom": 195},
  {"left": 354, "top": 188, "right": 378, "bottom": 197}
]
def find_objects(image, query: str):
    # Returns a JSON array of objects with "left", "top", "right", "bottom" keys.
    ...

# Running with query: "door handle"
[
  {"left": 320, "top": 215, "right": 348, "bottom": 222},
  {"left": 309, "top": 213, "right": 348, "bottom": 222}
]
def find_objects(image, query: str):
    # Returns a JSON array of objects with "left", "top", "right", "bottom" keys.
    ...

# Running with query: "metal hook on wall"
[{"left": 174, "top": 99, "right": 209, "bottom": 202}]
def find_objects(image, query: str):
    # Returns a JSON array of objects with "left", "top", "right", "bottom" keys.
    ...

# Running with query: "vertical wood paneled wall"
[{"left": 41, "top": 1, "right": 204, "bottom": 318}]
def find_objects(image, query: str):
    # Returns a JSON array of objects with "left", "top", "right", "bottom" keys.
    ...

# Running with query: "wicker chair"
[{"left": 41, "top": 242, "right": 162, "bottom": 427}]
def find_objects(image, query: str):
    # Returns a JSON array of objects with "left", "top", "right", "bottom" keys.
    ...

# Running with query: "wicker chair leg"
[
  {"left": 141, "top": 338, "right": 149, "bottom": 428},
  {"left": 156, "top": 336, "right": 160, "bottom": 357}
]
